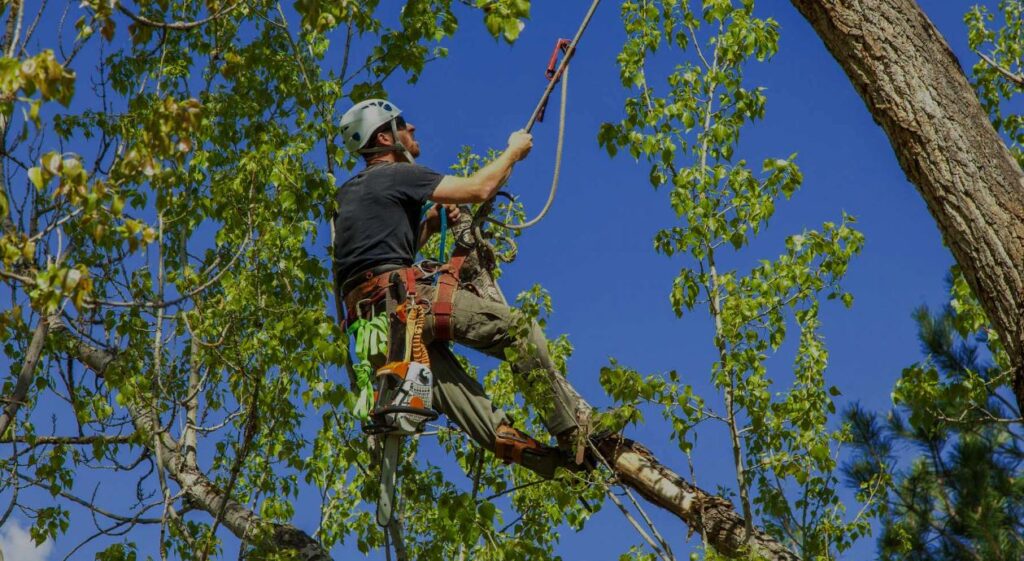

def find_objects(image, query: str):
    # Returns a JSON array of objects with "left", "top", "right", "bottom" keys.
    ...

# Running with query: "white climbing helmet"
[{"left": 339, "top": 98, "right": 414, "bottom": 162}]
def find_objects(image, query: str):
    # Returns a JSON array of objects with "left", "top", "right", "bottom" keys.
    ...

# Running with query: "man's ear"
[{"left": 375, "top": 130, "right": 395, "bottom": 147}]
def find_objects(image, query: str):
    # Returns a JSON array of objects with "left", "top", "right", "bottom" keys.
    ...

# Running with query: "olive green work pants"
[
  {"left": 355, "top": 278, "right": 583, "bottom": 474},
  {"left": 414, "top": 280, "right": 582, "bottom": 445}
]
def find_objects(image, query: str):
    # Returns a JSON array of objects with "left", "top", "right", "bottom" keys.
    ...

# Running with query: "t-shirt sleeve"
[{"left": 392, "top": 164, "right": 444, "bottom": 204}]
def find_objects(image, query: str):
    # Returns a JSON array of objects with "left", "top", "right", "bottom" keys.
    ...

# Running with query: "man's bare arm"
[{"left": 430, "top": 130, "right": 532, "bottom": 204}]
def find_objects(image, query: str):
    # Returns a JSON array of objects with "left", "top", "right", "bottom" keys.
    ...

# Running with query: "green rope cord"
[{"left": 347, "top": 312, "right": 389, "bottom": 419}]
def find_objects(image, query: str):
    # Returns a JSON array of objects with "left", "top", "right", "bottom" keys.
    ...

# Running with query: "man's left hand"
[{"left": 424, "top": 204, "right": 461, "bottom": 231}]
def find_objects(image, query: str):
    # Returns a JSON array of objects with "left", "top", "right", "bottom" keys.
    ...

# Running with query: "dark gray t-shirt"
[{"left": 333, "top": 162, "right": 444, "bottom": 287}]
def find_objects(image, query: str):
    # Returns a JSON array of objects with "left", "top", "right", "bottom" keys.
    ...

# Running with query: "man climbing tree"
[{"left": 333, "top": 98, "right": 592, "bottom": 478}]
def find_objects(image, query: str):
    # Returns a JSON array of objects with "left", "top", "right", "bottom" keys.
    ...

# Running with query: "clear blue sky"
[{"left": 5, "top": 1, "right": 1003, "bottom": 559}]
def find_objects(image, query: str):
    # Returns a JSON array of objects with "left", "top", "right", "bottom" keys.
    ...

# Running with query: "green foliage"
[
  {"left": 0, "top": 0, "right": 568, "bottom": 558},
  {"left": 844, "top": 269, "right": 1024, "bottom": 561},
  {"left": 95, "top": 542, "right": 139, "bottom": 561},
  {"left": 599, "top": 1, "right": 866, "bottom": 557},
  {"left": 966, "top": 0, "right": 1024, "bottom": 165}
]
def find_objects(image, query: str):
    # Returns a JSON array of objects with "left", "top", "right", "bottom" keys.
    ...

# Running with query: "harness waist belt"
[
  {"left": 341, "top": 263, "right": 406, "bottom": 295},
  {"left": 342, "top": 252, "right": 468, "bottom": 342}
]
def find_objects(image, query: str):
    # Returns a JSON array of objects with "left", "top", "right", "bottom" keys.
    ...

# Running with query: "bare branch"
[
  {"left": 117, "top": 1, "right": 244, "bottom": 31},
  {"left": 978, "top": 52, "right": 1024, "bottom": 88}
]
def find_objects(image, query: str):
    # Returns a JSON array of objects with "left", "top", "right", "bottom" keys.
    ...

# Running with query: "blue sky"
[{"left": 3, "top": 0, "right": 1008, "bottom": 559}]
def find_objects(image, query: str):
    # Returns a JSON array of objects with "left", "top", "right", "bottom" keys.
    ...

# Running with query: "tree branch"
[
  {"left": 452, "top": 213, "right": 800, "bottom": 560},
  {"left": 0, "top": 434, "right": 134, "bottom": 447},
  {"left": 978, "top": 52, "right": 1024, "bottom": 88},
  {"left": 117, "top": 1, "right": 243, "bottom": 31},
  {"left": 0, "top": 318, "right": 50, "bottom": 438}
]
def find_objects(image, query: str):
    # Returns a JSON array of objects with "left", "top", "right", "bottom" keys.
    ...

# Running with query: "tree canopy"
[{"left": 0, "top": 1, "right": 1021, "bottom": 560}]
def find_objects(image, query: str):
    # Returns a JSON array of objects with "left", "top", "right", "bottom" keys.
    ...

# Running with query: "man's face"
[{"left": 395, "top": 118, "right": 420, "bottom": 158}]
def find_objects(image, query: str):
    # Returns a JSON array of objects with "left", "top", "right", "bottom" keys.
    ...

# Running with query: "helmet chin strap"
[
  {"left": 389, "top": 118, "right": 416, "bottom": 164},
  {"left": 359, "top": 118, "right": 415, "bottom": 164}
]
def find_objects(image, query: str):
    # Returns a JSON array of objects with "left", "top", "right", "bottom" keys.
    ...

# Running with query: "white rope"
[{"left": 492, "top": 62, "right": 569, "bottom": 231}]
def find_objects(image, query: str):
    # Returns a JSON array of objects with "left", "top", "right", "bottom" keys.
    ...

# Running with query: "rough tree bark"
[
  {"left": 456, "top": 215, "right": 800, "bottom": 561},
  {"left": 789, "top": 0, "right": 1024, "bottom": 406},
  {"left": 63, "top": 330, "right": 332, "bottom": 561}
]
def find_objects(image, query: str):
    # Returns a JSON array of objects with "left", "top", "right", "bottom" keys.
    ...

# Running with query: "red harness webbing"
[
  {"left": 344, "top": 249, "right": 467, "bottom": 342},
  {"left": 431, "top": 248, "right": 467, "bottom": 342}
]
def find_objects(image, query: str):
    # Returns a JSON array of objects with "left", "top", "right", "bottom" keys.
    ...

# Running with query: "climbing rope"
[
  {"left": 481, "top": 0, "right": 602, "bottom": 232},
  {"left": 488, "top": 62, "right": 569, "bottom": 231}
]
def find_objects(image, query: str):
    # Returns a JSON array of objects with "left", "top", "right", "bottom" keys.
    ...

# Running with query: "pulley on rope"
[{"left": 536, "top": 38, "right": 572, "bottom": 123}]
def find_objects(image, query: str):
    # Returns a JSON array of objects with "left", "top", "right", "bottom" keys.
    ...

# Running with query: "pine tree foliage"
[{"left": 844, "top": 270, "right": 1024, "bottom": 561}]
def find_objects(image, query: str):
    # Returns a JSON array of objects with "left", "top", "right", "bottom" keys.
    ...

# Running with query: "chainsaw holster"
[{"left": 363, "top": 273, "right": 438, "bottom": 435}]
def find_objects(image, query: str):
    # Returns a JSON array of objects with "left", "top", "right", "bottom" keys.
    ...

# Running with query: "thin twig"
[
  {"left": 87, "top": 234, "right": 250, "bottom": 308},
  {"left": 17, "top": 0, "right": 46, "bottom": 58},
  {"left": 604, "top": 484, "right": 673, "bottom": 561},
  {"left": 15, "top": 471, "right": 163, "bottom": 524},
  {"left": 199, "top": 369, "right": 261, "bottom": 561}
]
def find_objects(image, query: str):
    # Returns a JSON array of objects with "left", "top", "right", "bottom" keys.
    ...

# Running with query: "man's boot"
[{"left": 494, "top": 423, "right": 574, "bottom": 479}]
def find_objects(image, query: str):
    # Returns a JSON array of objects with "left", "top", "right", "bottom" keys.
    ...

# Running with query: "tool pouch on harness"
[{"left": 362, "top": 271, "right": 439, "bottom": 436}]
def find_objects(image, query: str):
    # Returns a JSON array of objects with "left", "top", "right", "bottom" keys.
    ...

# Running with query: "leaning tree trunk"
[
  {"left": 455, "top": 214, "right": 800, "bottom": 561},
  {"left": 790, "top": 0, "right": 1024, "bottom": 407}
]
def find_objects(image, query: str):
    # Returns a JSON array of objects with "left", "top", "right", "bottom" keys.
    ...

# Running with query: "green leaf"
[{"left": 28, "top": 166, "right": 43, "bottom": 190}]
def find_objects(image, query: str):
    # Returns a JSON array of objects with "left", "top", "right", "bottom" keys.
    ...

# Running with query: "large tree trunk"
[
  {"left": 789, "top": 0, "right": 1024, "bottom": 405},
  {"left": 456, "top": 216, "right": 800, "bottom": 560}
]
